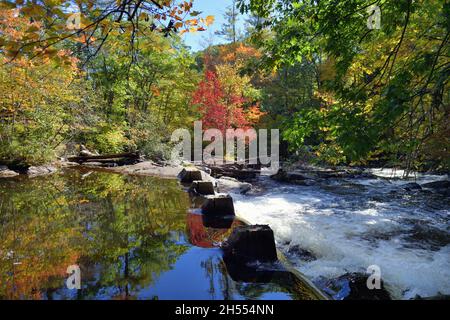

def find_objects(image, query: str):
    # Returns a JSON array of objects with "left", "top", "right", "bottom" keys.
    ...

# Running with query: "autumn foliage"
[
  {"left": 192, "top": 44, "right": 265, "bottom": 134},
  {"left": 192, "top": 70, "right": 250, "bottom": 133}
]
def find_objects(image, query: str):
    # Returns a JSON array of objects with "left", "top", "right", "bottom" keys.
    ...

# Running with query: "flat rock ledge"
[
  {"left": 107, "top": 161, "right": 184, "bottom": 178},
  {"left": 27, "top": 165, "right": 58, "bottom": 177},
  {"left": 0, "top": 166, "right": 19, "bottom": 178}
]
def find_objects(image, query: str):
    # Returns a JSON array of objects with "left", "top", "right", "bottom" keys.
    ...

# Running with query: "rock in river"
[
  {"left": 27, "top": 165, "right": 58, "bottom": 177},
  {"left": 421, "top": 180, "right": 450, "bottom": 196},
  {"left": 0, "top": 166, "right": 19, "bottom": 178}
]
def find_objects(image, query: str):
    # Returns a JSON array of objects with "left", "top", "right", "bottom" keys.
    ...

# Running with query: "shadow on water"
[{"left": 0, "top": 168, "right": 318, "bottom": 300}]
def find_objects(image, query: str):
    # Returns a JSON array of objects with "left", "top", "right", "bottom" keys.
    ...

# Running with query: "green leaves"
[{"left": 243, "top": 0, "right": 450, "bottom": 169}]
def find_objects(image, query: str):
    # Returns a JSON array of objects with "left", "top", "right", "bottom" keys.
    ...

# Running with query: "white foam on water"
[
  {"left": 368, "top": 168, "right": 449, "bottom": 184},
  {"left": 232, "top": 178, "right": 450, "bottom": 300}
]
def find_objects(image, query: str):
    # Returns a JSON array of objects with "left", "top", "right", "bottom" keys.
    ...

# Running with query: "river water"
[
  {"left": 0, "top": 168, "right": 316, "bottom": 300},
  {"left": 232, "top": 169, "right": 450, "bottom": 299}
]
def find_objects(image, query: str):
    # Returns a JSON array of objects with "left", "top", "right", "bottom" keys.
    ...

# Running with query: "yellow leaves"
[
  {"left": 185, "top": 18, "right": 199, "bottom": 26},
  {"left": 20, "top": 4, "right": 46, "bottom": 17},
  {"left": 318, "top": 57, "right": 336, "bottom": 82},
  {"left": 204, "top": 15, "right": 215, "bottom": 26}
]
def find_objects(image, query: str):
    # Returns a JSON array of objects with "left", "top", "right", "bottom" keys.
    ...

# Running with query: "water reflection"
[
  {"left": 0, "top": 169, "right": 318, "bottom": 300},
  {"left": 0, "top": 169, "right": 189, "bottom": 300}
]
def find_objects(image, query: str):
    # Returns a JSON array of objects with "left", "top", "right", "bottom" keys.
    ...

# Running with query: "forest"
[
  {"left": 0, "top": 0, "right": 448, "bottom": 172},
  {"left": 1, "top": 0, "right": 450, "bottom": 303}
]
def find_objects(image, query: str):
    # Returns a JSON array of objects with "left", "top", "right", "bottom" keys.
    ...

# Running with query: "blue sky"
[{"left": 182, "top": 0, "right": 248, "bottom": 52}]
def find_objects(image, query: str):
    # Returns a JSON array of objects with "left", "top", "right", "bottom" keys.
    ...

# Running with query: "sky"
[{"left": 182, "top": 0, "right": 248, "bottom": 52}]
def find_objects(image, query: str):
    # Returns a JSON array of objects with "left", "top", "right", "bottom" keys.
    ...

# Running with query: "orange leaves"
[
  {"left": 0, "top": 1, "right": 213, "bottom": 62},
  {"left": 74, "top": 33, "right": 96, "bottom": 44},
  {"left": 178, "top": 15, "right": 214, "bottom": 34},
  {"left": 246, "top": 104, "right": 267, "bottom": 125},
  {"left": 204, "top": 15, "right": 215, "bottom": 26}
]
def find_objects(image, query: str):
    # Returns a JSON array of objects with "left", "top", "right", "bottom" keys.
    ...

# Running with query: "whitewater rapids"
[{"left": 232, "top": 169, "right": 450, "bottom": 299}]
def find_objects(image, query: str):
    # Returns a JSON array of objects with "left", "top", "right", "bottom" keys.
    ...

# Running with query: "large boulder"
[
  {"left": 201, "top": 194, "right": 235, "bottom": 216},
  {"left": 222, "top": 225, "right": 278, "bottom": 263},
  {"left": 189, "top": 181, "right": 215, "bottom": 195},
  {"left": 421, "top": 180, "right": 450, "bottom": 196},
  {"left": 216, "top": 176, "right": 252, "bottom": 194},
  {"left": 178, "top": 167, "right": 203, "bottom": 182},
  {"left": 178, "top": 167, "right": 210, "bottom": 183}
]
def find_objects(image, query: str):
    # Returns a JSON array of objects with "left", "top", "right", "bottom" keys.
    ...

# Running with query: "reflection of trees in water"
[
  {"left": 200, "top": 257, "right": 290, "bottom": 300},
  {"left": 200, "top": 257, "right": 235, "bottom": 300},
  {"left": 0, "top": 169, "right": 190, "bottom": 299}
]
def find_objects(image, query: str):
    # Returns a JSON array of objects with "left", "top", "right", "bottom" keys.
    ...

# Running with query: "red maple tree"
[{"left": 192, "top": 70, "right": 250, "bottom": 134}]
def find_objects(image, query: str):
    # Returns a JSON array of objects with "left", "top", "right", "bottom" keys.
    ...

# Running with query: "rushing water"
[
  {"left": 233, "top": 169, "right": 450, "bottom": 300},
  {"left": 0, "top": 169, "right": 316, "bottom": 300}
]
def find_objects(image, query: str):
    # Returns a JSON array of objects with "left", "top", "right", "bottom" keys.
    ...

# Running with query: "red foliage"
[{"left": 192, "top": 70, "right": 250, "bottom": 134}]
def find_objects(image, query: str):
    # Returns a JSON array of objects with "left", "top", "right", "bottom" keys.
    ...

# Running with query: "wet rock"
[
  {"left": 404, "top": 224, "right": 450, "bottom": 250},
  {"left": 403, "top": 182, "right": 422, "bottom": 192},
  {"left": 422, "top": 180, "right": 450, "bottom": 189},
  {"left": 216, "top": 176, "right": 252, "bottom": 194},
  {"left": 189, "top": 181, "right": 215, "bottom": 195},
  {"left": 421, "top": 180, "right": 450, "bottom": 196},
  {"left": 243, "top": 184, "right": 267, "bottom": 196},
  {"left": 222, "top": 225, "right": 278, "bottom": 263},
  {"left": 271, "top": 169, "right": 292, "bottom": 182},
  {"left": 271, "top": 169, "right": 312, "bottom": 185},
  {"left": 178, "top": 167, "right": 203, "bottom": 183},
  {"left": 0, "top": 166, "right": 19, "bottom": 178},
  {"left": 201, "top": 194, "right": 235, "bottom": 216},
  {"left": 27, "top": 165, "right": 58, "bottom": 177},
  {"left": 323, "top": 273, "right": 391, "bottom": 300},
  {"left": 287, "top": 245, "right": 317, "bottom": 262}
]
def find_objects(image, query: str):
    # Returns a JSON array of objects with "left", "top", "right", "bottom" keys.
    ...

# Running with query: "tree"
[
  {"left": 239, "top": 0, "right": 450, "bottom": 171},
  {"left": 215, "top": 0, "right": 242, "bottom": 45},
  {"left": 0, "top": 9, "right": 84, "bottom": 165},
  {"left": 0, "top": 0, "right": 214, "bottom": 64},
  {"left": 192, "top": 69, "right": 250, "bottom": 134}
]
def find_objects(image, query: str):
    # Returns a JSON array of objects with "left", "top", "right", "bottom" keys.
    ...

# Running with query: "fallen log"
[{"left": 68, "top": 152, "right": 140, "bottom": 163}]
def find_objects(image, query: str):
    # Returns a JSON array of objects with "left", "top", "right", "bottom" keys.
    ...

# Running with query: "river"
[
  {"left": 0, "top": 168, "right": 317, "bottom": 300},
  {"left": 232, "top": 169, "right": 450, "bottom": 299}
]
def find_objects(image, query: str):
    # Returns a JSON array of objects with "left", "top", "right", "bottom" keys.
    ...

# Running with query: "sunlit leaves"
[
  {"left": 0, "top": 0, "right": 212, "bottom": 63},
  {"left": 243, "top": 0, "right": 450, "bottom": 169}
]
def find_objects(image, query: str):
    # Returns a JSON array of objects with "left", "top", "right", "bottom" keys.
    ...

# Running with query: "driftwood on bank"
[{"left": 68, "top": 152, "right": 140, "bottom": 164}]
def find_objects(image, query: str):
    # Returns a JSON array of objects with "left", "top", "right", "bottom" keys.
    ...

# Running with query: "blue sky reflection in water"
[{"left": 0, "top": 169, "right": 314, "bottom": 300}]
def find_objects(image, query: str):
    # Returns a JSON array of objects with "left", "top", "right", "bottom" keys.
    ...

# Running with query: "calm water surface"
[{"left": 0, "top": 169, "right": 314, "bottom": 300}]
